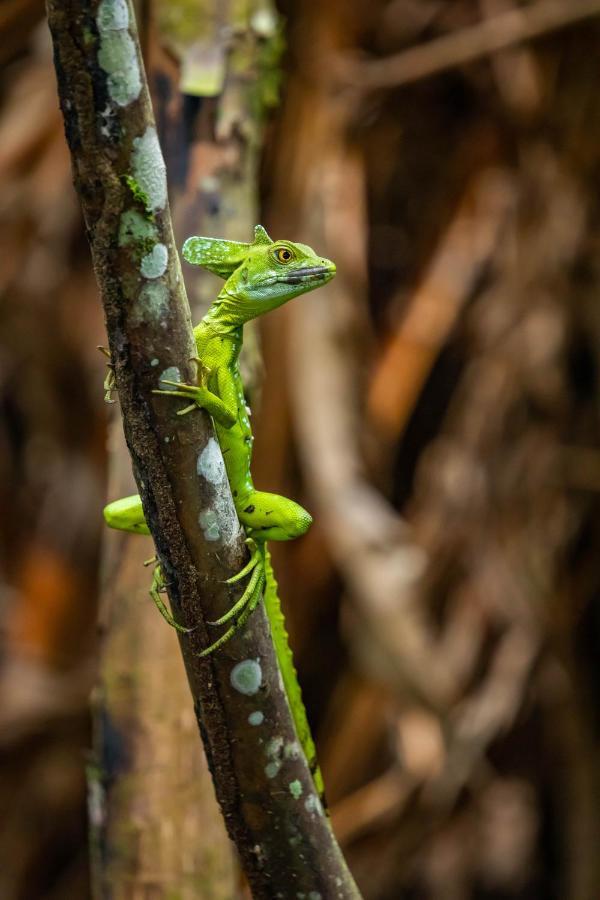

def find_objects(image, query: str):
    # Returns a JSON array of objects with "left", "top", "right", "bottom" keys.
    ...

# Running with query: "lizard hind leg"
[
  {"left": 225, "top": 537, "right": 262, "bottom": 585},
  {"left": 147, "top": 559, "right": 194, "bottom": 634},
  {"left": 199, "top": 551, "right": 266, "bottom": 657},
  {"left": 211, "top": 557, "right": 263, "bottom": 626}
]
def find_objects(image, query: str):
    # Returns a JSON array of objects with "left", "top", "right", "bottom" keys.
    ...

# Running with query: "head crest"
[
  {"left": 253, "top": 225, "right": 272, "bottom": 245},
  {"left": 181, "top": 225, "right": 273, "bottom": 278}
]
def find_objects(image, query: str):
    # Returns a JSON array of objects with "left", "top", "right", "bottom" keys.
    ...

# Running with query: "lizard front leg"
[
  {"left": 153, "top": 354, "right": 237, "bottom": 428},
  {"left": 153, "top": 380, "right": 236, "bottom": 428}
]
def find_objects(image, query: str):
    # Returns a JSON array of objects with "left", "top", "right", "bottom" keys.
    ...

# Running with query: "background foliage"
[{"left": 1, "top": 1, "right": 600, "bottom": 897}]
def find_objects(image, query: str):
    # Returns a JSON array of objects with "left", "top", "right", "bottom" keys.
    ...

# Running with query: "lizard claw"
[
  {"left": 224, "top": 539, "right": 261, "bottom": 585},
  {"left": 153, "top": 379, "right": 199, "bottom": 394},
  {"left": 209, "top": 561, "right": 264, "bottom": 626},
  {"left": 147, "top": 559, "right": 196, "bottom": 634},
  {"left": 200, "top": 541, "right": 266, "bottom": 653},
  {"left": 98, "top": 345, "right": 116, "bottom": 404}
]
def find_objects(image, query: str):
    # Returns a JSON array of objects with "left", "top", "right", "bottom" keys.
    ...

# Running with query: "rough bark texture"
[
  {"left": 45, "top": 1, "right": 360, "bottom": 896},
  {"left": 92, "top": 421, "right": 234, "bottom": 900}
]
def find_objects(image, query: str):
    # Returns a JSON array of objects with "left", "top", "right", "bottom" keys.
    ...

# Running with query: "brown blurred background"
[{"left": 1, "top": 1, "right": 600, "bottom": 898}]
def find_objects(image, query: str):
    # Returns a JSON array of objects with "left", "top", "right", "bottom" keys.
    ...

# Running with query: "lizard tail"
[{"left": 263, "top": 546, "right": 327, "bottom": 807}]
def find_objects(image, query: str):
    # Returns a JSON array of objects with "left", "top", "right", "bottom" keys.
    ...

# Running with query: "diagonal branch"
[{"left": 45, "top": 1, "right": 360, "bottom": 896}]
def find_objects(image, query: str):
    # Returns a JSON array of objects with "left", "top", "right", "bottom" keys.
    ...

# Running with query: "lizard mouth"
[{"left": 277, "top": 265, "right": 335, "bottom": 285}]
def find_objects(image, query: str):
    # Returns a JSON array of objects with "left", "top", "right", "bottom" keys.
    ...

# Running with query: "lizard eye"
[{"left": 274, "top": 246, "right": 293, "bottom": 264}]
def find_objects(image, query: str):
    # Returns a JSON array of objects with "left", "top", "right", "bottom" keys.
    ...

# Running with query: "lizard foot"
[
  {"left": 145, "top": 557, "right": 194, "bottom": 634},
  {"left": 98, "top": 345, "right": 116, "bottom": 404},
  {"left": 152, "top": 380, "right": 205, "bottom": 416},
  {"left": 199, "top": 541, "right": 266, "bottom": 656}
]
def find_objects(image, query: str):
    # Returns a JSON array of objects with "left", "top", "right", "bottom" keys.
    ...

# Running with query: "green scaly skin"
[{"left": 104, "top": 225, "right": 335, "bottom": 800}]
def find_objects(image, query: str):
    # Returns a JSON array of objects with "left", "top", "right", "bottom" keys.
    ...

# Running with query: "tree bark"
[
  {"left": 45, "top": 0, "right": 361, "bottom": 896},
  {"left": 91, "top": 421, "right": 235, "bottom": 900}
]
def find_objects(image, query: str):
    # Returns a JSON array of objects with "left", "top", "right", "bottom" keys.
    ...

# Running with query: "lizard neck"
[
  {"left": 203, "top": 297, "right": 244, "bottom": 342},
  {"left": 205, "top": 284, "right": 267, "bottom": 331}
]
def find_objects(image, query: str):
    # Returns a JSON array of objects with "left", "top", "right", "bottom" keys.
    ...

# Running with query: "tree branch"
[{"left": 45, "top": 1, "right": 360, "bottom": 896}]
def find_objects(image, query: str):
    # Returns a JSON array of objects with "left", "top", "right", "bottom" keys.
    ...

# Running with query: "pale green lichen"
[
  {"left": 197, "top": 438, "right": 226, "bottom": 485},
  {"left": 131, "top": 127, "right": 167, "bottom": 212},
  {"left": 96, "top": 0, "right": 141, "bottom": 106},
  {"left": 216, "top": 496, "right": 241, "bottom": 545},
  {"left": 284, "top": 741, "right": 300, "bottom": 760},
  {"left": 304, "top": 793, "right": 323, "bottom": 817},
  {"left": 266, "top": 736, "right": 284, "bottom": 758},
  {"left": 198, "top": 509, "right": 220, "bottom": 542},
  {"left": 248, "top": 710, "right": 264, "bottom": 726},
  {"left": 264, "top": 735, "right": 284, "bottom": 778},
  {"left": 150, "top": 358, "right": 159, "bottom": 367},
  {"left": 288, "top": 779, "right": 303, "bottom": 800},
  {"left": 193, "top": 441, "right": 240, "bottom": 545},
  {"left": 130, "top": 281, "right": 169, "bottom": 325},
  {"left": 230, "top": 659, "right": 262, "bottom": 696},
  {"left": 159, "top": 366, "right": 181, "bottom": 389},
  {"left": 141, "top": 243, "right": 168, "bottom": 278},
  {"left": 118, "top": 209, "right": 157, "bottom": 255},
  {"left": 265, "top": 760, "right": 281, "bottom": 779},
  {"left": 97, "top": 0, "right": 128, "bottom": 30}
]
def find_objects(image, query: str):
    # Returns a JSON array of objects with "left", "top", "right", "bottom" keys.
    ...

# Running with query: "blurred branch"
[
  {"left": 367, "top": 169, "right": 516, "bottom": 442},
  {"left": 329, "top": 623, "right": 539, "bottom": 848},
  {"left": 0, "top": 0, "right": 45, "bottom": 67},
  {"left": 478, "top": 0, "right": 544, "bottom": 117},
  {"left": 289, "top": 147, "right": 470, "bottom": 709},
  {"left": 46, "top": 1, "right": 360, "bottom": 896},
  {"left": 340, "top": 0, "right": 600, "bottom": 90}
]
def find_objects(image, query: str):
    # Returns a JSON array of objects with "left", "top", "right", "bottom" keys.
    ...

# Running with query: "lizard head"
[{"left": 182, "top": 225, "right": 336, "bottom": 324}]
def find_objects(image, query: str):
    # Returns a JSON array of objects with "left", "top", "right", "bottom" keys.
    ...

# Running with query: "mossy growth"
[{"left": 122, "top": 174, "right": 155, "bottom": 220}]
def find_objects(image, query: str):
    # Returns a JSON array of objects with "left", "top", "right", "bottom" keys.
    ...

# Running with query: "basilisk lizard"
[{"left": 104, "top": 225, "right": 335, "bottom": 797}]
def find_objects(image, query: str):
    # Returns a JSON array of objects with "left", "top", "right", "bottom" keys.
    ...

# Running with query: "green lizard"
[{"left": 104, "top": 225, "right": 335, "bottom": 798}]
